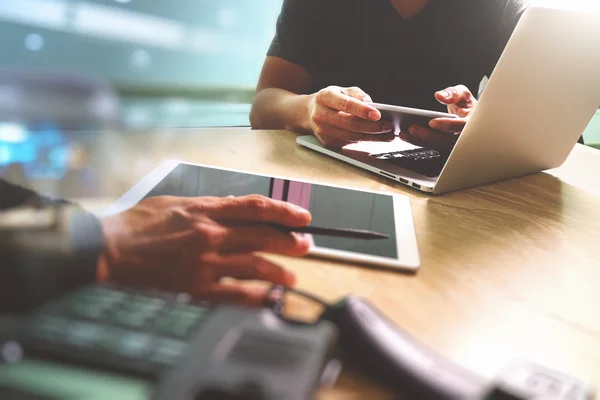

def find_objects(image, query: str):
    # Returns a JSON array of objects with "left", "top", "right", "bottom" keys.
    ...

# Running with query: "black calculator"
[
  {"left": 16, "top": 284, "right": 339, "bottom": 400},
  {"left": 19, "top": 285, "right": 213, "bottom": 377}
]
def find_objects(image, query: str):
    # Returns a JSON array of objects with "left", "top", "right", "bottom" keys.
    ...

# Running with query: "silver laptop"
[{"left": 297, "top": 6, "right": 600, "bottom": 194}]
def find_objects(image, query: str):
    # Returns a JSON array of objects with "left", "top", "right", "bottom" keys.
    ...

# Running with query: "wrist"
[
  {"left": 98, "top": 215, "right": 121, "bottom": 282},
  {"left": 285, "top": 93, "right": 315, "bottom": 133},
  {"left": 96, "top": 253, "right": 110, "bottom": 282}
]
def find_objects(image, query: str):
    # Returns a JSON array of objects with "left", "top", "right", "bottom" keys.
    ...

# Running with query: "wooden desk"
[{"left": 86, "top": 128, "right": 600, "bottom": 398}]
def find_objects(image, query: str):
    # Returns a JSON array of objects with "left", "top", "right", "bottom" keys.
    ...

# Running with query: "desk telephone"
[{"left": 0, "top": 284, "right": 593, "bottom": 400}]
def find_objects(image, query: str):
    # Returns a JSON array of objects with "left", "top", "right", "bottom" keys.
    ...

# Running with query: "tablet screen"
[{"left": 142, "top": 163, "right": 398, "bottom": 260}]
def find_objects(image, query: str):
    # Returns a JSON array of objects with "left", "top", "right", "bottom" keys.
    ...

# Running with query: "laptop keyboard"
[{"left": 370, "top": 148, "right": 449, "bottom": 177}]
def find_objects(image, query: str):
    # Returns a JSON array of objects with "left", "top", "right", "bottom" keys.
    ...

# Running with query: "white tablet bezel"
[
  {"left": 103, "top": 159, "right": 420, "bottom": 272},
  {"left": 367, "top": 102, "right": 458, "bottom": 120}
]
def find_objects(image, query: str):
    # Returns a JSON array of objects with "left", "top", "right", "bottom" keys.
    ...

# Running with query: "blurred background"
[
  {"left": 0, "top": 0, "right": 283, "bottom": 201},
  {"left": 0, "top": 0, "right": 598, "bottom": 203}
]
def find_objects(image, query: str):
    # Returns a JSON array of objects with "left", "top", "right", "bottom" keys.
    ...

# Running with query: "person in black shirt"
[
  {"left": 250, "top": 0, "right": 527, "bottom": 148},
  {"left": 1, "top": 179, "right": 310, "bottom": 314}
]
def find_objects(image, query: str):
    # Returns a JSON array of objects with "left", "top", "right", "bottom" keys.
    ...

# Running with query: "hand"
[
  {"left": 98, "top": 195, "right": 312, "bottom": 306},
  {"left": 307, "top": 86, "right": 395, "bottom": 147},
  {"left": 402, "top": 85, "right": 477, "bottom": 151}
]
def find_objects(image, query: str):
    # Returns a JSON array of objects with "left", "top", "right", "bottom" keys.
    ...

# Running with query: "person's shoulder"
[
  {"left": 284, "top": 0, "right": 360, "bottom": 15},
  {"left": 278, "top": 0, "right": 362, "bottom": 31},
  {"left": 282, "top": 0, "right": 348, "bottom": 10},
  {"left": 279, "top": 0, "right": 353, "bottom": 21}
]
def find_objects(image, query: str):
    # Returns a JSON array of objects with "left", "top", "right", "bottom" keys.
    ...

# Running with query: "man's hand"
[
  {"left": 402, "top": 85, "right": 477, "bottom": 151},
  {"left": 307, "top": 86, "right": 394, "bottom": 147},
  {"left": 99, "top": 195, "right": 312, "bottom": 306}
]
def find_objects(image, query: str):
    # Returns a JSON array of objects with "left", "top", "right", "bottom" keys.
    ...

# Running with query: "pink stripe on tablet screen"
[
  {"left": 271, "top": 178, "right": 285, "bottom": 201},
  {"left": 287, "top": 181, "right": 312, "bottom": 210}
]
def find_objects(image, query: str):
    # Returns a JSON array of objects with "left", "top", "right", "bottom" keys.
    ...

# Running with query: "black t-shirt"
[{"left": 268, "top": 0, "right": 528, "bottom": 111}]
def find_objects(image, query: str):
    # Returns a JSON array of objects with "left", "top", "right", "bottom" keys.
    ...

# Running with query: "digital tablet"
[
  {"left": 103, "top": 160, "right": 420, "bottom": 272},
  {"left": 367, "top": 102, "right": 457, "bottom": 133}
]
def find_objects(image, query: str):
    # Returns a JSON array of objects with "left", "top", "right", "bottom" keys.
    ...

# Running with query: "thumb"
[
  {"left": 435, "top": 85, "right": 473, "bottom": 106},
  {"left": 435, "top": 90, "right": 454, "bottom": 104}
]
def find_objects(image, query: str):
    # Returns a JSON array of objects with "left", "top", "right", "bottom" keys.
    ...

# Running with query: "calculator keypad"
[{"left": 21, "top": 285, "right": 213, "bottom": 377}]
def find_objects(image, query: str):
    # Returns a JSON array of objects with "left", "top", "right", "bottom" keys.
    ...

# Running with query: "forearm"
[
  {"left": 250, "top": 88, "right": 315, "bottom": 133},
  {"left": 0, "top": 206, "right": 103, "bottom": 314}
]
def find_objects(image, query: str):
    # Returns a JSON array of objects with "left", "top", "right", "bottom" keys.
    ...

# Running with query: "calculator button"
[
  {"left": 27, "top": 316, "right": 67, "bottom": 341},
  {"left": 114, "top": 332, "right": 153, "bottom": 358},
  {"left": 154, "top": 306, "right": 207, "bottom": 338},
  {"left": 66, "top": 322, "right": 102, "bottom": 347},
  {"left": 153, "top": 316, "right": 193, "bottom": 338},
  {"left": 150, "top": 338, "right": 188, "bottom": 366},
  {"left": 171, "top": 309, "right": 203, "bottom": 324},
  {"left": 172, "top": 319, "right": 195, "bottom": 338},
  {"left": 82, "top": 288, "right": 128, "bottom": 304},
  {"left": 113, "top": 309, "right": 150, "bottom": 329},
  {"left": 70, "top": 302, "right": 109, "bottom": 320},
  {"left": 129, "top": 297, "right": 166, "bottom": 313}
]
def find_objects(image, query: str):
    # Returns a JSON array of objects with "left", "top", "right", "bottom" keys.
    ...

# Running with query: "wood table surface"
[{"left": 87, "top": 128, "right": 600, "bottom": 399}]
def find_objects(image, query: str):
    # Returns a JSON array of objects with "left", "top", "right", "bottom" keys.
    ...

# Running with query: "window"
[
  {"left": 0, "top": 0, "right": 284, "bottom": 129},
  {"left": 0, "top": 0, "right": 284, "bottom": 198}
]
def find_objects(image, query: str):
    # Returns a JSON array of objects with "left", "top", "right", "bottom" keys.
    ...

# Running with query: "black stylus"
[{"left": 266, "top": 224, "right": 390, "bottom": 240}]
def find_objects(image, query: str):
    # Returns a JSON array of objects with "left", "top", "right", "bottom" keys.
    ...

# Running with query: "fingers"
[
  {"left": 405, "top": 125, "right": 459, "bottom": 151},
  {"left": 314, "top": 108, "right": 393, "bottom": 134},
  {"left": 316, "top": 86, "right": 380, "bottom": 121},
  {"left": 201, "top": 253, "right": 296, "bottom": 286},
  {"left": 398, "top": 131, "right": 429, "bottom": 148},
  {"left": 317, "top": 135, "right": 351, "bottom": 148},
  {"left": 195, "top": 284, "right": 271, "bottom": 307},
  {"left": 310, "top": 86, "right": 394, "bottom": 147},
  {"left": 429, "top": 117, "right": 468, "bottom": 133},
  {"left": 345, "top": 86, "right": 373, "bottom": 103},
  {"left": 362, "top": 130, "right": 396, "bottom": 142},
  {"left": 435, "top": 85, "right": 476, "bottom": 107},
  {"left": 217, "top": 225, "right": 311, "bottom": 256},
  {"left": 196, "top": 195, "right": 312, "bottom": 227},
  {"left": 314, "top": 124, "right": 390, "bottom": 147},
  {"left": 314, "top": 124, "right": 363, "bottom": 147}
]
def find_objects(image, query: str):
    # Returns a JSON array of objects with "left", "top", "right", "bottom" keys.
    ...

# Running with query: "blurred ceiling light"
[
  {"left": 0, "top": 123, "right": 29, "bottom": 143},
  {"left": 24, "top": 33, "right": 45, "bottom": 51},
  {"left": 2, "top": 0, "right": 248, "bottom": 55},
  {"left": 130, "top": 48, "right": 151, "bottom": 69},
  {"left": 0, "top": 0, "right": 67, "bottom": 30},
  {"left": 73, "top": 3, "right": 184, "bottom": 50},
  {"left": 114, "top": 0, "right": 132, "bottom": 3}
]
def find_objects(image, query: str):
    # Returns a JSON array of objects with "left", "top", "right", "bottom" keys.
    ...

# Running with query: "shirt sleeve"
[
  {"left": 0, "top": 180, "right": 103, "bottom": 314},
  {"left": 0, "top": 179, "right": 68, "bottom": 211},
  {"left": 480, "top": 0, "right": 529, "bottom": 79},
  {"left": 266, "top": 0, "right": 325, "bottom": 74}
]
